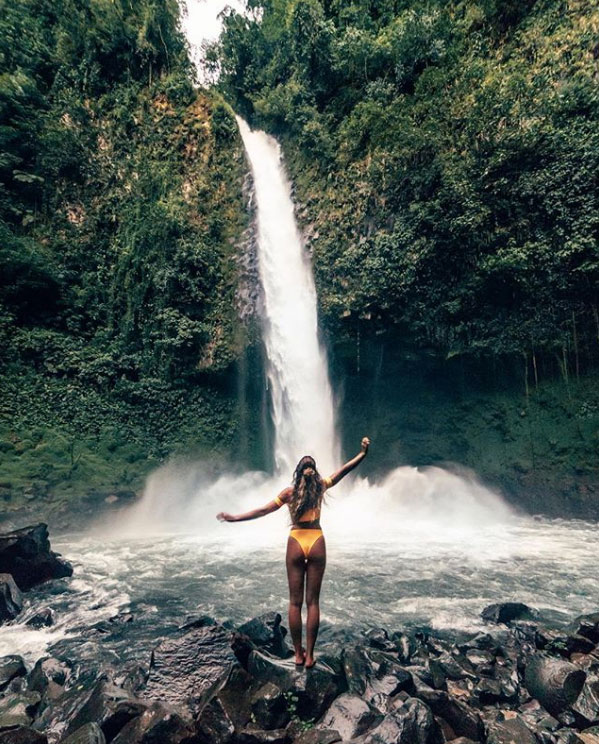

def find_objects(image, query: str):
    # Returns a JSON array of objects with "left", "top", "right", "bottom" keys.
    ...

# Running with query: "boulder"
[
  {"left": 0, "top": 728, "right": 47, "bottom": 744},
  {"left": 473, "top": 675, "right": 518, "bottom": 704},
  {"left": 63, "top": 679, "right": 145, "bottom": 740},
  {"left": 142, "top": 624, "right": 237, "bottom": 717},
  {"left": 553, "top": 732, "right": 585, "bottom": 744},
  {"left": 572, "top": 675, "right": 599, "bottom": 726},
  {"left": 294, "top": 731, "right": 341, "bottom": 744},
  {"left": 0, "top": 574, "right": 23, "bottom": 622},
  {"left": 363, "top": 629, "right": 396, "bottom": 653},
  {"left": 0, "top": 525, "right": 72, "bottom": 591},
  {"left": 411, "top": 687, "right": 483, "bottom": 742},
  {"left": 570, "top": 614, "right": 599, "bottom": 645},
  {"left": 26, "top": 609, "right": 55, "bottom": 629},
  {"left": 110, "top": 703, "right": 197, "bottom": 744},
  {"left": 216, "top": 665, "right": 260, "bottom": 730},
  {"left": 195, "top": 697, "right": 235, "bottom": 744},
  {"left": 236, "top": 727, "right": 290, "bottom": 744},
  {"left": 481, "top": 603, "right": 537, "bottom": 625},
  {"left": 238, "top": 613, "right": 290, "bottom": 658},
  {"left": 342, "top": 646, "right": 412, "bottom": 707},
  {"left": 28, "top": 658, "right": 70, "bottom": 700},
  {"left": 59, "top": 723, "right": 106, "bottom": 744},
  {"left": 250, "top": 683, "right": 289, "bottom": 730},
  {"left": 578, "top": 727, "right": 599, "bottom": 744},
  {"left": 485, "top": 713, "right": 537, "bottom": 744},
  {"left": 429, "top": 653, "right": 476, "bottom": 689},
  {"left": 525, "top": 653, "right": 586, "bottom": 715},
  {"left": 359, "top": 697, "right": 441, "bottom": 744},
  {"left": 0, "top": 657, "right": 27, "bottom": 691},
  {"left": 0, "top": 692, "right": 41, "bottom": 730},
  {"left": 318, "top": 694, "right": 381, "bottom": 740},
  {"left": 248, "top": 651, "right": 342, "bottom": 721}
]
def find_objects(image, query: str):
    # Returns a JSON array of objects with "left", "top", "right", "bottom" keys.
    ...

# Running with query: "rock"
[
  {"left": 578, "top": 727, "right": 599, "bottom": 744},
  {"left": 63, "top": 679, "right": 145, "bottom": 740},
  {"left": 238, "top": 613, "right": 290, "bottom": 658},
  {"left": 485, "top": 713, "right": 537, "bottom": 744},
  {"left": 0, "top": 524, "right": 73, "bottom": 591},
  {"left": 363, "top": 629, "right": 396, "bottom": 653},
  {"left": 411, "top": 687, "right": 483, "bottom": 741},
  {"left": 554, "top": 731, "right": 585, "bottom": 744},
  {"left": 28, "top": 657, "right": 70, "bottom": 699},
  {"left": 318, "top": 694, "right": 381, "bottom": 740},
  {"left": 446, "top": 739, "right": 477, "bottom": 744},
  {"left": 572, "top": 675, "right": 599, "bottom": 726},
  {"left": 390, "top": 633, "right": 417, "bottom": 664},
  {"left": 59, "top": 723, "right": 106, "bottom": 744},
  {"left": 195, "top": 696, "right": 235, "bottom": 744},
  {"left": 343, "top": 646, "right": 412, "bottom": 707},
  {"left": 248, "top": 651, "right": 342, "bottom": 721},
  {"left": 429, "top": 653, "right": 476, "bottom": 689},
  {"left": 0, "top": 728, "right": 47, "bottom": 744},
  {"left": 217, "top": 665, "right": 259, "bottom": 730},
  {"left": 110, "top": 703, "right": 196, "bottom": 744},
  {"left": 473, "top": 676, "right": 518, "bottom": 704},
  {"left": 25, "top": 608, "right": 55, "bottom": 628},
  {"left": 250, "top": 683, "right": 289, "bottom": 730},
  {"left": 0, "top": 656, "right": 26, "bottom": 691},
  {"left": 142, "top": 624, "right": 237, "bottom": 717},
  {"left": 109, "top": 662, "right": 149, "bottom": 694},
  {"left": 178, "top": 615, "right": 217, "bottom": 632},
  {"left": 525, "top": 653, "right": 586, "bottom": 715},
  {"left": 481, "top": 603, "right": 537, "bottom": 625},
  {"left": 236, "top": 727, "right": 290, "bottom": 744},
  {"left": 359, "top": 697, "right": 441, "bottom": 744},
  {"left": 294, "top": 731, "right": 341, "bottom": 744},
  {"left": 0, "top": 692, "right": 41, "bottom": 729},
  {"left": 570, "top": 614, "right": 599, "bottom": 645},
  {"left": 0, "top": 574, "right": 23, "bottom": 622}
]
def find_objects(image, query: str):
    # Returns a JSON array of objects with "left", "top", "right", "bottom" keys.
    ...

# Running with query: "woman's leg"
[
  {"left": 286, "top": 536, "right": 306, "bottom": 664},
  {"left": 305, "top": 536, "right": 326, "bottom": 668}
]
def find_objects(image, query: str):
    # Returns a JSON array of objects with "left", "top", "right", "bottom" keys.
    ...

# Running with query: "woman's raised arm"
[
  {"left": 217, "top": 487, "right": 291, "bottom": 523},
  {"left": 326, "top": 437, "right": 370, "bottom": 488}
]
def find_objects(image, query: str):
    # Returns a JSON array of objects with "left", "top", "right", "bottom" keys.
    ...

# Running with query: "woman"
[{"left": 217, "top": 436, "right": 370, "bottom": 668}]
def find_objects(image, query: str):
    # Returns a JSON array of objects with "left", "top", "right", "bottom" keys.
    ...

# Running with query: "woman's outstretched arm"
[
  {"left": 217, "top": 487, "right": 291, "bottom": 523},
  {"left": 326, "top": 437, "right": 370, "bottom": 487}
]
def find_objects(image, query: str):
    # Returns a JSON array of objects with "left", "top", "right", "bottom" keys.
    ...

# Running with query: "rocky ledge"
[{"left": 2, "top": 603, "right": 599, "bottom": 744}]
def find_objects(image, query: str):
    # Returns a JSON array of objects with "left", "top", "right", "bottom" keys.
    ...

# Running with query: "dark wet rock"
[
  {"left": 481, "top": 603, "right": 537, "bottom": 625},
  {"left": 109, "top": 662, "right": 149, "bottom": 694},
  {"left": 459, "top": 633, "right": 502, "bottom": 655},
  {"left": 473, "top": 675, "right": 518, "bottom": 704},
  {"left": 85, "top": 613, "right": 135, "bottom": 637},
  {"left": 570, "top": 614, "right": 599, "bottom": 645},
  {"left": 525, "top": 653, "right": 586, "bottom": 715},
  {"left": 541, "top": 630, "right": 598, "bottom": 658},
  {"left": 195, "top": 697, "right": 234, "bottom": 744},
  {"left": 390, "top": 633, "right": 417, "bottom": 664},
  {"left": 248, "top": 651, "right": 342, "bottom": 721},
  {"left": 446, "top": 739, "right": 477, "bottom": 744},
  {"left": 572, "top": 674, "right": 599, "bottom": 726},
  {"left": 363, "top": 628, "right": 396, "bottom": 653},
  {"left": 28, "top": 658, "right": 70, "bottom": 700},
  {"left": 318, "top": 693, "right": 381, "bottom": 740},
  {"left": 63, "top": 679, "right": 145, "bottom": 740},
  {"left": 0, "top": 692, "right": 41, "bottom": 729},
  {"left": 142, "top": 624, "right": 237, "bottom": 717},
  {"left": 0, "top": 574, "right": 23, "bottom": 622},
  {"left": 238, "top": 613, "right": 290, "bottom": 659},
  {"left": 32, "top": 673, "right": 105, "bottom": 741},
  {"left": 429, "top": 653, "right": 476, "bottom": 689},
  {"left": 464, "top": 649, "right": 495, "bottom": 669},
  {"left": 0, "top": 656, "right": 26, "bottom": 691},
  {"left": 217, "top": 665, "right": 259, "bottom": 730},
  {"left": 109, "top": 703, "right": 197, "bottom": 744},
  {"left": 554, "top": 731, "right": 585, "bottom": 744},
  {"left": 59, "top": 723, "right": 105, "bottom": 744},
  {"left": 485, "top": 713, "right": 537, "bottom": 744},
  {"left": 358, "top": 696, "right": 441, "bottom": 744},
  {"left": 577, "top": 727, "right": 599, "bottom": 744},
  {"left": 411, "top": 686, "right": 483, "bottom": 741},
  {"left": 0, "top": 728, "right": 47, "bottom": 744},
  {"left": 406, "top": 665, "right": 435, "bottom": 689},
  {"left": 178, "top": 615, "right": 217, "bottom": 632},
  {"left": 0, "top": 525, "right": 72, "bottom": 591},
  {"left": 250, "top": 682, "right": 289, "bottom": 730},
  {"left": 236, "top": 727, "right": 290, "bottom": 744},
  {"left": 342, "top": 646, "right": 412, "bottom": 707},
  {"left": 26, "top": 608, "right": 55, "bottom": 628},
  {"left": 294, "top": 730, "right": 341, "bottom": 744}
]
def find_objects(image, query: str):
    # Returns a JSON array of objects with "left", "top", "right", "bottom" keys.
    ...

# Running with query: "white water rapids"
[{"left": 4, "top": 112, "right": 599, "bottom": 667}]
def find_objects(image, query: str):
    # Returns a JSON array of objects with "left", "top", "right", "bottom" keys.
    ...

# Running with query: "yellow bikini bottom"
[{"left": 289, "top": 529, "right": 324, "bottom": 558}]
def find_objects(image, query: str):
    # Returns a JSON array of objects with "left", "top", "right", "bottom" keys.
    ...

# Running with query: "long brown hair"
[{"left": 289, "top": 455, "right": 325, "bottom": 523}]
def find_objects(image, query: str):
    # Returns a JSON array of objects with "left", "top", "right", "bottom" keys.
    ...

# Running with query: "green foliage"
[
  {"left": 215, "top": 0, "right": 599, "bottom": 367},
  {"left": 0, "top": 0, "right": 249, "bottom": 505}
]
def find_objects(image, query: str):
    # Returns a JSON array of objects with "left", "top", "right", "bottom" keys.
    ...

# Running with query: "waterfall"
[{"left": 236, "top": 118, "right": 338, "bottom": 476}]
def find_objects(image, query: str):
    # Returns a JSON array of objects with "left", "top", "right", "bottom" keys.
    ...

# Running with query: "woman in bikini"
[{"left": 217, "top": 436, "right": 370, "bottom": 668}]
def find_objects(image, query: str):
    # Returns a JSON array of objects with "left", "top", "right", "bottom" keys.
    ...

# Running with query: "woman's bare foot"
[
  {"left": 294, "top": 648, "right": 306, "bottom": 665},
  {"left": 304, "top": 655, "right": 315, "bottom": 668}
]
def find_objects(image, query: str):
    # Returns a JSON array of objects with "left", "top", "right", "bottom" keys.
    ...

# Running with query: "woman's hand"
[
  {"left": 361, "top": 436, "right": 370, "bottom": 453},
  {"left": 217, "top": 512, "right": 235, "bottom": 522}
]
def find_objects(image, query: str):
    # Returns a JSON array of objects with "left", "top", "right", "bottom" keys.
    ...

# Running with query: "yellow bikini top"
[{"left": 274, "top": 477, "right": 332, "bottom": 522}]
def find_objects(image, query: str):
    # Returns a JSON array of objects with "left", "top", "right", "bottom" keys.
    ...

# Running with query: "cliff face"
[
  {"left": 0, "top": 1, "right": 253, "bottom": 516},
  {"left": 213, "top": 0, "right": 599, "bottom": 515}
]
